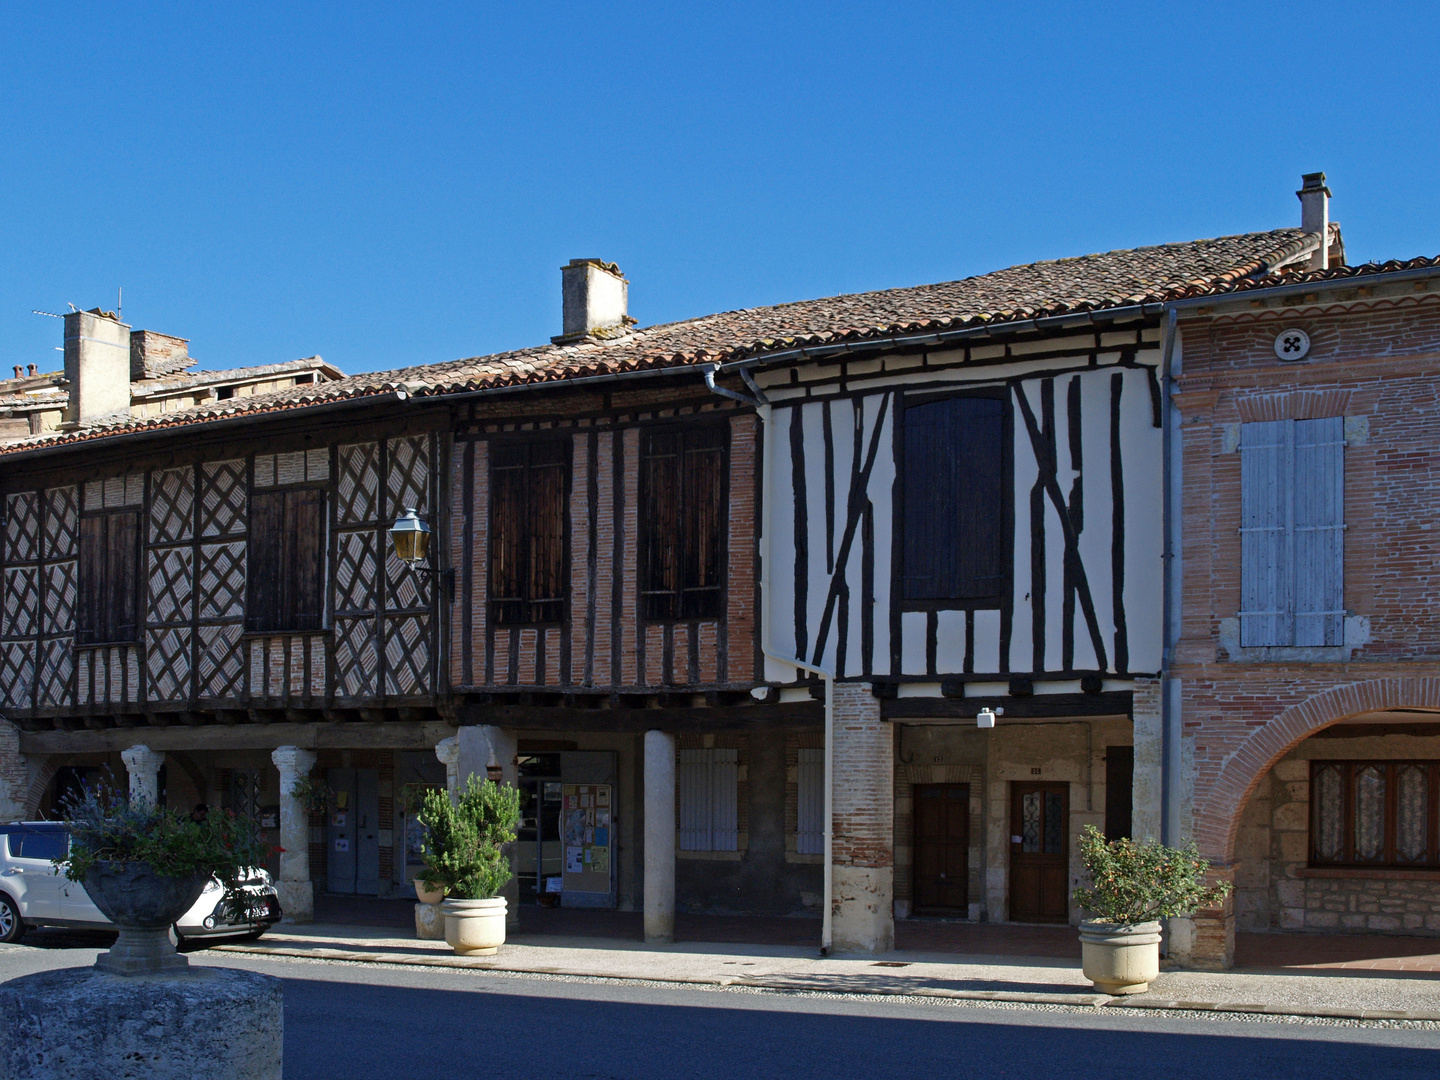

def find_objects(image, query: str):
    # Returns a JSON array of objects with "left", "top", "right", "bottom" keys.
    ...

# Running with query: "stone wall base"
[
  {"left": 276, "top": 880, "right": 313, "bottom": 924},
  {"left": 831, "top": 865, "right": 894, "bottom": 953}
]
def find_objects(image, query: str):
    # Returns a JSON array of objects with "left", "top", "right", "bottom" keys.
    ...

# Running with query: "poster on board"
[{"left": 559, "top": 783, "right": 612, "bottom": 897}]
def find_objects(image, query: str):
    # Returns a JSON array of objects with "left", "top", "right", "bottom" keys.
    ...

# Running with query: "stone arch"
[{"left": 1193, "top": 678, "right": 1440, "bottom": 863}]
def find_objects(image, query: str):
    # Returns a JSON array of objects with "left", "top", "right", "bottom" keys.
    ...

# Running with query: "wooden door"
[
  {"left": 913, "top": 784, "right": 969, "bottom": 911},
  {"left": 1009, "top": 783, "right": 1069, "bottom": 923}
]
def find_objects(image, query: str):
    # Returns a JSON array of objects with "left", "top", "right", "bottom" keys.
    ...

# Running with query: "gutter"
[
  {"left": 700, "top": 365, "right": 838, "bottom": 955},
  {"left": 1158, "top": 308, "right": 1181, "bottom": 847}
]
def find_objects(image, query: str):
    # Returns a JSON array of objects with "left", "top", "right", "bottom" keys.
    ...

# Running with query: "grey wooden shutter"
[
  {"left": 710, "top": 748, "right": 739, "bottom": 852},
  {"left": 796, "top": 747, "right": 824, "bottom": 855},
  {"left": 1292, "top": 417, "right": 1345, "bottom": 646},
  {"left": 677, "top": 748, "right": 711, "bottom": 850},
  {"left": 1240, "top": 420, "right": 1292, "bottom": 646}
]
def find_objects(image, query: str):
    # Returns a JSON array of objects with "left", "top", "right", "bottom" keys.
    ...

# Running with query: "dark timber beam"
[
  {"left": 455, "top": 702, "right": 822, "bottom": 732},
  {"left": 882, "top": 691, "right": 1132, "bottom": 722}
]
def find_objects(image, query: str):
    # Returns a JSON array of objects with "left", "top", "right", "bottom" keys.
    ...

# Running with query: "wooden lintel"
[
  {"left": 881, "top": 691, "right": 1132, "bottom": 722},
  {"left": 17, "top": 720, "right": 459, "bottom": 756},
  {"left": 455, "top": 702, "right": 822, "bottom": 732}
]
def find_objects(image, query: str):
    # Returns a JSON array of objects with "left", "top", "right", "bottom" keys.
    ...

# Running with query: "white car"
[{"left": 0, "top": 821, "right": 281, "bottom": 945}]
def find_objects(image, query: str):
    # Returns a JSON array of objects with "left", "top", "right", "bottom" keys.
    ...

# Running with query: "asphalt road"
[{"left": 3, "top": 934, "right": 1439, "bottom": 1079}]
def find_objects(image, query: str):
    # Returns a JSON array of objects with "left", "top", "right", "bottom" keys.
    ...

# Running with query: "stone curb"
[{"left": 210, "top": 942, "right": 1440, "bottom": 1022}]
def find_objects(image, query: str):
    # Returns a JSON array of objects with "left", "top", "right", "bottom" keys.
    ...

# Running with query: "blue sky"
[{"left": 2, "top": 3, "right": 1437, "bottom": 377}]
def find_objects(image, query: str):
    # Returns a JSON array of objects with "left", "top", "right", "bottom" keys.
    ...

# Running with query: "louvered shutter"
[
  {"left": 1292, "top": 417, "right": 1345, "bottom": 646},
  {"left": 796, "top": 747, "right": 824, "bottom": 855},
  {"left": 677, "top": 748, "right": 711, "bottom": 850},
  {"left": 710, "top": 748, "right": 739, "bottom": 851},
  {"left": 1240, "top": 420, "right": 1291, "bottom": 646}
]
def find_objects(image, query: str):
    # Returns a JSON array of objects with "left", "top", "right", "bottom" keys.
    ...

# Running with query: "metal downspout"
[
  {"left": 702, "top": 367, "right": 838, "bottom": 954},
  {"left": 1159, "top": 307, "right": 1181, "bottom": 847}
]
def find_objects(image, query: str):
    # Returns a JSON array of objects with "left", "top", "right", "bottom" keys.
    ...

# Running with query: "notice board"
[{"left": 560, "top": 783, "right": 612, "bottom": 898}]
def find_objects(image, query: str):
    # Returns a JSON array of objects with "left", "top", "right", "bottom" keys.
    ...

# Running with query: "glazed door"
[
  {"left": 1009, "top": 783, "right": 1069, "bottom": 923},
  {"left": 912, "top": 784, "right": 969, "bottom": 912}
]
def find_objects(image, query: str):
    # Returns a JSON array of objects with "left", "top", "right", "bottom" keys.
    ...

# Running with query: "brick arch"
[
  {"left": 24, "top": 758, "right": 62, "bottom": 819},
  {"left": 1193, "top": 678, "right": 1440, "bottom": 862}
]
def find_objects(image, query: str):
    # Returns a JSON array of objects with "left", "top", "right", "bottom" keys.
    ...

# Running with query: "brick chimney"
[
  {"left": 130, "top": 329, "right": 193, "bottom": 380},
  {"left": 555, "top": 259, "right": 631, "bottom": 343},
  {"left": 1297, "top": 172, "right": 1331, "bottom": 271},
  {"left": 63, "top": 308, "right": 131, "bottom": 422}
]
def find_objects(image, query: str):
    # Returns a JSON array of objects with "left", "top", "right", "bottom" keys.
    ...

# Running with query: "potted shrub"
[
  {"left": 418, "top": 776, "right": 520, "bottom": 955},
  {"left": 1071, "top": 825, "right": 1233, "bottom": 994},
  {"left": 60, "top": 787, "right": 272, "bottom": 976},
  {"left": 402, "top": 783, "right": 447, "bottom": 903}
]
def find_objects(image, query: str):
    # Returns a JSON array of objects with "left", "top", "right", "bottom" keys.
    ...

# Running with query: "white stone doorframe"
[
  {"left": 121, "top": 745, "right": 165, "bottom": 808},
  {"left": 271, "top": 746, "right": 317, "bottom": 924}
]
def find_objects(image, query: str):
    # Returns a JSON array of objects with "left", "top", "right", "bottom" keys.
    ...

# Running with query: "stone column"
[
  {"left": 831, "top": 682, "right": 894, "bottom": 953},
  {"left": 435, "top": 736, "right": 460, "bottom": 799},
  {"left": 271, "top": 746, "right": 317, "bottom": 924},
  {"left": 1168, "top": 863, "right": 1236, "bottom": 969},
  {"left": 121, "top": 745, "right": 165, "bottom": 808},
  {"left": 643, "top": 729, "right": 676, "bottom": 944},
  {"left": 456, "top": 726, "right": 520, "bottom": 926}
]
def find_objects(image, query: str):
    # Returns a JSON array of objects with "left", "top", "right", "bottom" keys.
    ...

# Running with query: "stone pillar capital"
[
  {"left": 270, "top": 745, "right": 317, "bottom": 778},
  {"left": 121, "top": 744, "right": 164, "bottom": 773},
  {"left": 434, "top": 736, "right": 459, "bottom": 766},
  {"left": 121, "top": 744, "right": 165, "bottom": 808}
]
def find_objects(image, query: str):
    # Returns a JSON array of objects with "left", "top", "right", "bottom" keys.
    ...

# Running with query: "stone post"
[
  {"left": 120, "top": 745, "right": 165, "bottom": 807},
  {"left": 831, "top": 682, "right": 894, "bottom": 953},
  {"left": 643, "top": 729, "right": 676, "bottom": 944},
  {"left": 1169, "top": 863, "right": 1236, "bottom": 969},
  {"left": 435, "top": 736, "right": 460, "bottom": 799},
  {"left": 456, "top": 725, "right": 520, "bottom": 926},
  {"left": 271, "top": 746, "right": 317, "bottom": 924}
]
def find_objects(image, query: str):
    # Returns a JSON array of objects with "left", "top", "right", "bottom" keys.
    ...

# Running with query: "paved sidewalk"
[{"left": 212, "top": 921, "right": 1440, "bottom": 1022}]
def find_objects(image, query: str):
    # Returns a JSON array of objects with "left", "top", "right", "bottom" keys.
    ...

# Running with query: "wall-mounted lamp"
[
  {"left": 389, "top": 508, "right": 454, "bottom": 600},
  {"left": 976, "top": 707, "right": 1004, "bottom": 729}
]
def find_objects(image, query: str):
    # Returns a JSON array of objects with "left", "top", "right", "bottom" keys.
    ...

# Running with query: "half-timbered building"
[{"left": 0, "top": 218, "right": 1359, "bottom": 954}]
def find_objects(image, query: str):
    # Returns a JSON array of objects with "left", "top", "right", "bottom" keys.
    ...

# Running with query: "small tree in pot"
[
  {"left": 1071, "top": 825, "right": 1232, "bottom": 994},
  {"left": 60, "top": 787, "right": 272, "bottom": 975},
  {"left": 418, "top": 776, "right": 520, "bottom": 955}
]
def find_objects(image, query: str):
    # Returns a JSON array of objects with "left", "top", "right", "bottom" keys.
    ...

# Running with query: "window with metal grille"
[
  {"left": 246, "top": 489, "right": 326, "bottom": 632},
  {"left": 490, "top": 439, "right": 569, "bottom": 625},
  {"left": 76, "top": 510, "right": 140, "bottom": 644},
  {"left": 639, "top": 426, "right": 727, "bottom": 621},
  {"left": 1239, "top": 417, "right": 1345, "bottom": 647},
  {"left": 901, "top": 394, "right": 1006, "bottom": 607},
  {"left": 677, "top": 748, "right": 738, "bottom": 851},
  {"left": 1310, "top": 760, "right": 1440, "bottom": 868},
  {"left": 796, "top": 747, "right": 824, "bottom": 855}
]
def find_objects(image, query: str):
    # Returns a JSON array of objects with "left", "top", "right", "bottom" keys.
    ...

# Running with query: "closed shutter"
[
  {"left": 76, "top": 515, "right": 106, "bottom": 645},
  {"left": 109, "top": 511, "right": 139, "bottom": 643},
  {"left": 710, "top": 748, "right": 738, "bottom": 852},
  {"left": 246, "top": 491, "right": 284, "bottom": 632},
  {"left": 288, "top": 489, "right": 326, "bottom": 631},
  {"left": 677, "top": 748, "right": 712, "bottom": 851},
  {"left": 796, "top": 747, "right": 824, "bottom": 855},
  {"left": 1293, "top": 417, "right": 1345, "bottom": 646},
  {"left": 1239, "top": 420, "right": 1291, "bottom": 646}
]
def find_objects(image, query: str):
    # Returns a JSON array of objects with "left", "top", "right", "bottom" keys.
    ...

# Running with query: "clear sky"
[{"left": 2, "top": 3, "right": 1437, "bottom": 378}]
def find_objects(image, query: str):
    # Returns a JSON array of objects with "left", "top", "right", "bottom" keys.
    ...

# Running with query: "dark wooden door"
[
  {"left": 913, "top": 784, "right": 969, "bottom": 911},
  {"left": 1010, "top": 783, "right": 1069, "bottom": 923}
]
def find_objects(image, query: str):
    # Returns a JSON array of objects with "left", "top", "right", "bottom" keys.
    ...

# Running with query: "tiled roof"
[{"left": 1, "top": 225, "right": 1388, "bottom": 458}]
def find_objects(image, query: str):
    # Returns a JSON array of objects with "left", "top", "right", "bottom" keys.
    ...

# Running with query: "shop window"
[
  {"left": 246, "top": 488, "right": 325, "bottom": 632},
  {"left": 1310, "top": 760, "right": 1440, "bottom": 868},
  {"left": 76, "top": 510, "right": 139, "bottom": 644},
  {"left": 901, "top": 394, "right": 1006, "bottom": 608},
  {"left": 796, "top": 747, "right": 824, "bottom": 855},
  {"left": 677, "top": 748, "right": 737, "bottom": 851},
  {"left": 639, "top": 426, "right": 726, "bottom": 621},
  {"left": 1239, "top": 417, "right": 1344, "bottom": 647},
  {"left": 490, "top": 439, "right": 569, "bottom": 625}
]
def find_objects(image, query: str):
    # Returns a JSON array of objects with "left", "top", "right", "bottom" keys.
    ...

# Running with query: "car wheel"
[
  {"left": 237, "top": 928, "right": 267, "bottom": 942},
  {"left": 0, "top": 894, "right": 25, "bottom": 944}
]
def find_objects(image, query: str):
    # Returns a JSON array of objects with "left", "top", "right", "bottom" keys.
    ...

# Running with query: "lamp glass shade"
[{"left": 390, "top": 508, "right": 431, "bottom": 565}]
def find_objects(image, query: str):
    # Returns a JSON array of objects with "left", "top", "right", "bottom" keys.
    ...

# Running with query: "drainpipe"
[
  {"left": 703, "top": 365, "right": 838, "bottom": 955},
  {"left": 1159, "top": 307, "right": 1181, "bottom": 847}
]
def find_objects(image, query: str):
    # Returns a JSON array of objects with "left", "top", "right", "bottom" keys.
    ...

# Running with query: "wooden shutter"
[
  {"left": 490, "top": 443, "right": 527, "bottom": 625},
  {"left": 903, "top": 396, "right": 1004, "bottom": 603},
  {"left": 1239, "top": 420, "right": 1291, "bottom": 646},
  {"left": 76, "top": 515, "right": 105, "bottom": 644},
  {"left": 527, "top": 440, "right": 568, "bottom": 624},
  {"left": 108, "top": 511, "right": 139, "bottom": 643},
  {"left": 287, "top": 489, "right": 325, "bottom": 631},
  {"left": 796, "top": 747, "right": 824, "bottom": 855},
  {"left": 677, "top": 748, "right": 711, "bottom": 850},
  {"left": 681, "top": 428, "right": 725, "bottom": 619},
  {"left": 709, "top": 748, "right": 739, "bottom": 851},
  {"left": 640, "top": 433, "right": 681, "bottom": 620},
  {"left": 246, "top": 491, "right": 284, "bottom": 632},
  {"left": 1292, "top": 417, "right": 1344, "bottom": 646}
]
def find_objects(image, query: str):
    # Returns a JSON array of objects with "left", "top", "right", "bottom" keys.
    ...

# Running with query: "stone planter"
[
  {"left": 1078, "top": 919, "right": 1162, "bottom": 994},
  {"left": 414, "top": 879, "right": 446, "bottom": 905},
  {"left": 442, "top": 896, "right": 507, "bottom": 955},
  {"left": 83, "top": 861, "right": 211, "bottom": 976}
]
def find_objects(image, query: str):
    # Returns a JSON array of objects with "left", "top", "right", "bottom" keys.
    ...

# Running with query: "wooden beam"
[
  {"left": 455, "top": 701, "right": 822, "bottom": 732},
  {"left": 882, "top": 691, "right": 1132, "bottom": 722},
  {"left": 17, "top": 720, "right": 458, "bottom": 756}
]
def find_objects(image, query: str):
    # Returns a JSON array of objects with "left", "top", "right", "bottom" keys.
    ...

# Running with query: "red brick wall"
[
  {"left": 1175, "top": 291, "right": 1440, "bottom": 861},
  {"left": 831, "top": 682, "right": 893, "bottom": 868}
]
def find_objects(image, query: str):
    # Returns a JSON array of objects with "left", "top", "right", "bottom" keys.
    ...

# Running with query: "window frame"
[
  {"left": 897, "top": 388, "right": 1012, "bottom": 613},
  {"left": 487, "top": 436, "right": 572, "bottom": 628},
  {"left": 245, "top": 485, "right": 328, "bottom": 634},
  {"left": 75, "top": 508, "right": 141, "bottom": 646},
  {"left": 1308, "top": 759, "right": 1440, "bottom": 869},
  {"left": 638, "top": 422, "right": 729, "bottom": 623}
]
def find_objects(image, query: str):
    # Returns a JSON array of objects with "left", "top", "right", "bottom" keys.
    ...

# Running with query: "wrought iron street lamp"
[{"left": 388, "top": 508, "right": 453, "bottom": 599}]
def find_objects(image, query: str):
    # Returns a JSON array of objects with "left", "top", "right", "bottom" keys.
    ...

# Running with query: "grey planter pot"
[{"left": 82, "top": 861, "right": 210, "bottom": 976}]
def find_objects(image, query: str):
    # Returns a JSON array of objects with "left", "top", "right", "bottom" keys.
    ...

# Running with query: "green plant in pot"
[
  {"left": 418, "top": 776, "right": 520, "bottom": 955},
  {"left": 1071, "top": 825, "right": 1233, "bottom": 994},
  {"left": 59, "top": 786, "right": 272, "bottom": 976}
]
